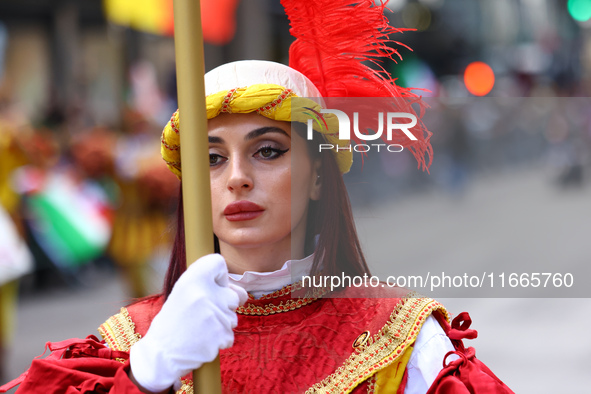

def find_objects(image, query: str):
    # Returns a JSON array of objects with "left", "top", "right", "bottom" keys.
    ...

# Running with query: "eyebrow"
[{"left": 208, "top": 127, "right": 289, "bottom": 144}]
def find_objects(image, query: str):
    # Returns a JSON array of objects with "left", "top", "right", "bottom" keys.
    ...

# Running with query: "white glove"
[{"left": 129, "top": 253, "right": 248, "bottom": 392}]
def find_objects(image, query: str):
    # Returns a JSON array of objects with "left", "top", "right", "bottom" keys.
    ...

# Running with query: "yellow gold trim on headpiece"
[{"left": 161, "top": 84, "right": 352, "bottom": 180}]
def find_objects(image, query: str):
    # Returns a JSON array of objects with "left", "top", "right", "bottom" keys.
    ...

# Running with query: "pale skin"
[
  {"left": 209, "top": 113, "right": 321, "bottom": 274},
  {"left": 130, "top": 113, "right": 321, "bottom": 393}
]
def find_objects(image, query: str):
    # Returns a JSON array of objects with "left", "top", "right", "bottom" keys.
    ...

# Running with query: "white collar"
[{"left": 228, "top": 254, "right": 315, "bottom": 299}]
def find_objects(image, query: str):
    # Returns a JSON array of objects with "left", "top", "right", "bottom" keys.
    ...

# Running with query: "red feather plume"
[{"left": 281, "top": 0, "right": 433, "bottom": 171}]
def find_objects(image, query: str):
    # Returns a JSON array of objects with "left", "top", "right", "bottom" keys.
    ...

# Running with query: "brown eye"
[
  {"left": 209, "top": 154, "right": 225, "bottom": 166},
  {"left": 260, "top": 147, "right": 274, "bottom": 158},
  {"left": 254, "top": 146, "right": 288, "bottom": 160}
]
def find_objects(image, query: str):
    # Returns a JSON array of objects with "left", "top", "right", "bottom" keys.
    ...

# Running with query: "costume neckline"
[
  {"left": 234, "top": 279, "right": 329, "bottom": 316},
  {"left": 228, "top": 254, "right": 315, "bottom": 299}
]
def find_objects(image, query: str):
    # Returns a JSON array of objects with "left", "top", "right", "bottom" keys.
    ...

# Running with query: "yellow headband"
[{"left": 161, "top": 83, "right": 352, "bottom": 180}]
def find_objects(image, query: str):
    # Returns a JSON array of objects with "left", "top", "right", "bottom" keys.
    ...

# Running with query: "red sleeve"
[
  {"left": 426, "top": 312, "right": 514, "bottom": 394},
  {"left": 425, "top": 347, "right": 513, "bottom": 394},
  {"left": 1, "top": 337, "right": 148, "bottom": 394},
  {"left": 16, "top": 358, "right": 144, "bottom": 394},
  {"left": 2, "top": 297, "right": 166, "bottom": 394}
]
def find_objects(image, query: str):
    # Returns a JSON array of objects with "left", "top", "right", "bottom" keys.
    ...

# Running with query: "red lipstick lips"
[{"left": 224, "top": 201, "right": 264, "bottom": 221}]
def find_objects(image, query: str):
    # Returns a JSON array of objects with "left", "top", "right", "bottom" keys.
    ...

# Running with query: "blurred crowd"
[
  {"left": 0, "top": 99, "right": 180, "bottom": 288},
  {"left": 0, "top": 99, "right": 180, "bottom": 380},
  {"left": 344, "top": 94, "right": 591, "bottom": 208}
]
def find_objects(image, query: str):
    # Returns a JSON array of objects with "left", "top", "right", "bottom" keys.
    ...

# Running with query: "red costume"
[
  {"left": 3, "top": 285, "right": 513, "bottom": 393},
  {"left": 0, "top": 3, "right": 515, "bottom": 392}
]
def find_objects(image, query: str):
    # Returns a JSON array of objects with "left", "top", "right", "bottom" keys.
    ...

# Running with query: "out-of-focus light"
[
  {"left": 402, "top": 2, "right": 432, "bottom": 31},
  {"left": 568, "top": 0, "right": 591, "bottom": 22},
  {"left": 103, "top": 0, "right": 239, "bottom": 44},
  {"left": 104, "top": 0, "right": 174, "bottom": 35},
  {"left": 397, "top": 56, "right": 438, "bottom": 97},
  {"left": 463, "top": 61, "right": 495, "bottom": 96},
  {"left": 419, "top": 0, "right": 444, "bottom": 9},
  {"left": 383, "top": 0, "right": 407, "bottom": 13}
]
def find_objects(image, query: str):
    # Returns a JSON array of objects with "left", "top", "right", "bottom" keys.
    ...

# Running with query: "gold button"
[{"left": 352, "top": 331, "right": 370, "bottom": 348}]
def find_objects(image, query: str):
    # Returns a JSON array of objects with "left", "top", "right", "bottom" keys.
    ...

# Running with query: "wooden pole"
[{"left": 172, "top": 0, "right": 221, "bottom": 392}]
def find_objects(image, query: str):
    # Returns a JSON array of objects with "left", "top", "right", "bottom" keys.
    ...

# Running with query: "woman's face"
[{"left": 208, "top": 113, "right": 320, "bottom": 268}]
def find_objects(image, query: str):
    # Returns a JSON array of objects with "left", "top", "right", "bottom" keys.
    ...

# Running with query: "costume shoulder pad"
[{"left": 98, "top": 295, "right": 164, "bottom": 351}]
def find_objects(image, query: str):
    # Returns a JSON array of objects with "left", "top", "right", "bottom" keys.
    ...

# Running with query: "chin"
[{"left": 219, "top": 233, "right": 290, "bottom": 250}]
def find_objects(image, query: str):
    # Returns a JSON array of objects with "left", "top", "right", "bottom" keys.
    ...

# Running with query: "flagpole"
[{"left": 172, "top": 0, "right": 221, "bottom": 392}]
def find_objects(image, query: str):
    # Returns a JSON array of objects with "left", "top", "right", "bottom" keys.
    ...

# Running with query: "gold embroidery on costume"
[
  {"left": 257, "top": 281, "right": 302, "bottom": 300},
  {"left": 99, "top": 308, "right": 192, "bottom": 393},
  {"left": 162, "top": 85, "right": 353, "bottom": 178},
  {"left": 161, "top": 137, "right": 180, "bottom": 151},
  {"left": 170, "top": 109, "right": 180, "bottom": 134},
  {"left": 98, "top": 307, "right": 141, "bottom": 352},
  {"left": 236, "top": 281, "right": 329, "bottom": 316},
  {"left": 176, "top": 379, "right": 194, "bottom": 394},
  {"left": 366, "top": 374, "right": 377, "bottom": 394},
  {"left": 237, "top": 296, "right": 320, "bottom": 316},
  {"left": 162, "top": 158, "right": 182, "bottom": 173},
  {"left": 306, "top": 294, "right": 449, "bottom": 394},
  {"left": 221, "top": 88, "right": 239, "bottom": 113},
  {"left": 256, "top": 88, "right": 294, "bottom": 116}
]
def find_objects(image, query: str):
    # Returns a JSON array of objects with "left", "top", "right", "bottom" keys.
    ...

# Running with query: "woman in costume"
[
  {"left": 3, "top": 59, "right": 513, "bottom": 394},
  {"left": 2, "top": 1, "right": 514, "bottom": 393}
]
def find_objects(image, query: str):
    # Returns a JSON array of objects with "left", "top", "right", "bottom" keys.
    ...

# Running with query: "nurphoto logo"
[{"left": 304, "top": 107, "right": 418, "bottom": 153}]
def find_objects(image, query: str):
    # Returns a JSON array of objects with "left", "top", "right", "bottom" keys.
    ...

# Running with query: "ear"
[{"left": 310, "top": 159, "right": 322, "bottom": 201}]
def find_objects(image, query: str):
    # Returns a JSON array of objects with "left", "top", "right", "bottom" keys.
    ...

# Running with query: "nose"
[{"left": 226, "top": 156, "right": 253, "bottom": 192}]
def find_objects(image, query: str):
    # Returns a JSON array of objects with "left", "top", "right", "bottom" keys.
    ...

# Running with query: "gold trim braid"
[
  {"left": 236, "top": 281, "right": 329, "bottom": 316},
  {"left": 98, "top": 307, "right": 142, "bottom": 352},
  {"left": 177, "top": 379, "right": 194, "bottom": 394},
  {"left": 161, "top": 84, "right": 353, "bottom": 179},
  {"left": 366, "top": 374, "right": 377, "bottom": 394},
  {"left": 306, "top": 294, "right": 449, "bottom": 394},
  {"left": 98, "top": 308, "right": 193, "bottom": 394},
  {"left": 97, "top": 295, "right": 447, "bottom": 394}
]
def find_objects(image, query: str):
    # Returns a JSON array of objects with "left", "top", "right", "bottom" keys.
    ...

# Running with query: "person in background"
[
  {"left": 108, "top": 110, "right": 179, "bottom": 297},
  {"left": 0, "top": 105, "right": 33, "bottom": 382}
]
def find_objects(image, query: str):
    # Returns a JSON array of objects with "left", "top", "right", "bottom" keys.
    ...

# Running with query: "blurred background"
[{"left": 0, "top": 0, "right": 590, "bottom": 392}]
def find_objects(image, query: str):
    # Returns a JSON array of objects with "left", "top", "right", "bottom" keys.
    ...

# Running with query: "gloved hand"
[{"left": 129, "top": 253, "right": 248, "bottom": 392}]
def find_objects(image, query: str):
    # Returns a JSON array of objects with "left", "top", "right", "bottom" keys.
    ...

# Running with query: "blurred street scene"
[{"left": 1, "top": 0, "right": 591, "bottom": 392}]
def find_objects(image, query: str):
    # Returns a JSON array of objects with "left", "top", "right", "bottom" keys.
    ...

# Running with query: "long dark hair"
[{"left": 163, "top": 125, "right": 370, "bottom": 299}]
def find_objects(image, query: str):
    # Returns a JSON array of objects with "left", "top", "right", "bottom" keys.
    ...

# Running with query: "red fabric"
[
  {"left": 128, "top": 289, "right": 405, "bottom": 393},
  {"left": 14, "top": 358, "right": 142, "bottom": 394},
  {"left": 0, "top": 337, "right": 142, "bottom": 394},
  {"left": 219, "top": 294, "right": 403, "bottom": 393},
  {"left": 3, "top": 293, "right": 513, "bottom": 393},
  {"left": 126, "top": 295, "right": 163, "bottom": 336},
  {"left": 426, "top": 313, "right": 515, "bottom": 394},
  {"left": 2, "top": 292, "right": 393, "bottom": 393}
]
